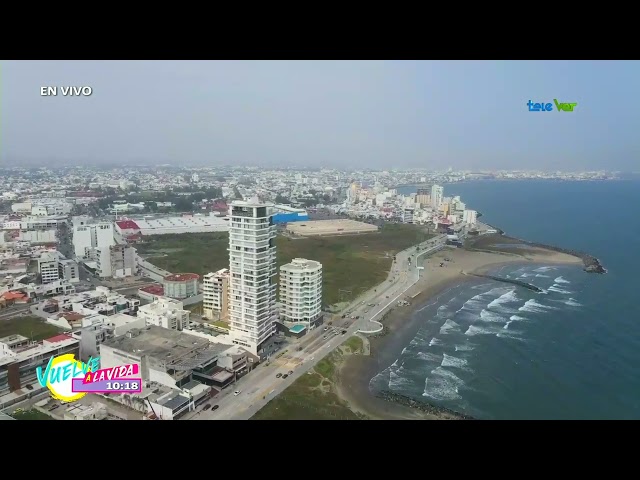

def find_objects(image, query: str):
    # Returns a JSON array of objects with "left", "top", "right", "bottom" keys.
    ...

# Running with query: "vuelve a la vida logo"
[
  {"left": 36, "top": 354, "right": 99, "bottom": 402},
  {"left": 527, "top": 99, "right": 578, "bottom": 112}
]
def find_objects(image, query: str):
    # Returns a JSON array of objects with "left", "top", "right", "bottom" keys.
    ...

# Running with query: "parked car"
[
  {"left": 288, "top": 370, "right": 293, "bottom": 375},
  {"left": 212, "top": 405, "right": 219, "bottom": 411},
  {"left": 282, "top": 374, "right": 289, "bottom": 379},
  {"left": 234, "top": 390, "right": 241, "bottom": 396},
  {"left": 276, "top": 373, "right": 282, "bottom": 378},
  {"left": 203, "top": 404, "right": 211, "bottom": 411},
  {"left": 341, "top": 330, "right": 347, "bottom": 335}
]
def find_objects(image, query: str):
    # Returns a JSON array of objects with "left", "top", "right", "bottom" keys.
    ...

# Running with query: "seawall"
[
  {"left": 376, "top": 391, "right": 475, "bottom": 419},
  {"left": 462, "top": 272, "right": 543, "bottom": 292}
]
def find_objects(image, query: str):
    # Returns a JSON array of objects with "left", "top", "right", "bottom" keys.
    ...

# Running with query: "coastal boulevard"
[{"left": 186, "top": 234, "right": 448, "bottom": 421}]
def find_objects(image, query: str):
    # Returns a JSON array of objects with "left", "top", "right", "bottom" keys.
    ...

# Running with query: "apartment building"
[
  {"left": 203, "top": 268, "right": 230, "bottom": 322},
  {"left": 279, "top": 258, "right": 323, "bottom": 328},
  {"left": 38, "top": 252, "right": 60, "bottom": 284},
  {"left": 228, "top": 198, "right": 277, "bottom": 356}
]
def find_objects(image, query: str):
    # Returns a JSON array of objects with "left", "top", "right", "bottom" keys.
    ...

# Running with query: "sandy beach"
[{"left": 335, "top": 241, "right": 583, "bottom": 420}]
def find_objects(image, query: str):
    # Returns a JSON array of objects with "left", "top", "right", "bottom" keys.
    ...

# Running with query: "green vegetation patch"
[
  {"left": 251, "top": 351, "right": 361, "bottom": 420},
  {"left": 0, "top": 316, "right": 64, "bottom": 341},
  {"left": 11, "top": 409, "right": 55, "bottom": 420},
  {"left": 344, "top": 336, "right": 363, "bottom": 354},
  {"left": 135, "top": 224, "right": 432, "bottom": 306}
]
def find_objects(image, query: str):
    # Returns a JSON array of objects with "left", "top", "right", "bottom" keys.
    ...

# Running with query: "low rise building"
[
  {"left": 0, "top": 334, "right": 79, "bottom": 396},
  {"left": 137, "top": 297, "right": 190, "bottom": 331},
  {"left": 163, "top": 273, "right": 199, "bottom": 300}
]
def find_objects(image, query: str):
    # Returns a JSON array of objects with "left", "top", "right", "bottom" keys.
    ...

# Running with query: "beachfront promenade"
[{"left": 189, "top": 233, "right": 448, "bottom": 421}]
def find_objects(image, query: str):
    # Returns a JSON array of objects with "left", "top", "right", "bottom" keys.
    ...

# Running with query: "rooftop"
[
  {"left": 281, "top": 258, "right": 322, "bottom": 272},
  {"left": 164, "top": 273, "right": 200, "bottom": 282},
  {"left": 116, "top": 220, "right": 140, "bottom": 230},
  {"left": 140, "top": 284, "right": 165, "bottom": 295},
  {"left": 102, "top": 326, "right": 228, "bottom": 370}
]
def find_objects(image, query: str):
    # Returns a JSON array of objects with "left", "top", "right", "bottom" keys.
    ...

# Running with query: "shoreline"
[{"left": 335, "top": 243, "right": 584, "bottom": 420}]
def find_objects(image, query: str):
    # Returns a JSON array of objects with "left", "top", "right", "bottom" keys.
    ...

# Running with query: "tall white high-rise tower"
[
  {"left": 228, "top": 197, "right": 278, "bottom": 356},
  {"left": 431, "top": 184, "right": 444, "bottom": 210}
]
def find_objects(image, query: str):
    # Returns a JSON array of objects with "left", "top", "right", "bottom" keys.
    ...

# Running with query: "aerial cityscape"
[{"left": 1, "top": 60, "right": 638, "bottom": 421}]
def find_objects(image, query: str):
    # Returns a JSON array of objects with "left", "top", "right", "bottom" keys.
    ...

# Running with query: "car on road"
[
  {"left": 341, "top": 330, "right": 347, "bottom": 335},
  {"left": 234, "top": 390, "right": 241, "bottom": 396},
  {"left": 212, "top": 405, "right": 219, "bottom": 410},
  {"left": 276, "top": 373, "right": 282, "bottom": 378},
  {"left": 203, "top": 404, "right": 212, "bottom": 411},
  {"left": 282, "top": 374, "right": 289, "bottom": 379},
  {"left": 288, "top": 370, "right": 293, "bottom": 375},
  {"left": 323, "top": 327, "right": 329, "bottom": 331}
]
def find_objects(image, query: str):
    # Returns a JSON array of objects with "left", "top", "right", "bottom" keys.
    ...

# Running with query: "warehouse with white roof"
[{"left": 116, "top": 214, "right": 229, "bottom": 236}]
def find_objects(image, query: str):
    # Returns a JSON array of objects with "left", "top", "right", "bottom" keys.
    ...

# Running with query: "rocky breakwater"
[
  {"left": 376, "top": 391, "right": 475, "bottom": 419},
  {"left": 463, "top": 272, "right": 544, "bottom": 292},
  {"left": 509, "top": 237, "right": 607, "bottom": 274}
]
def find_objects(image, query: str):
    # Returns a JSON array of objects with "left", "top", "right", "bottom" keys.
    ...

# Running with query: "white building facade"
[
  {"left": 402, "top": 207, "right": 415, "bottom": 224},
  {"left": 203, "top": 269, "right": 229, "bottom": 321},
  {"left": 38, "top": 252, "right": 60, "bottom": 284},
  {"left": 137, "top": 297, "right": 190, "bottom": 331},
  {"left": 228, "top": 198, "right": 278, "bottom": 356},
  {"left": 463, "top": 209, "right": 478, "bottom": 225},
  {"left": 95, "top": 244, "right": 136, "bottom": 278},
  {"left": 279, "top": 258, "right": 323, "bottom": 327},
  {"left": 73, "top": 223, "right": 115, "bottom": 259},
  {"left": 431, "top": 184, "right": 444, "bottom": 209}
]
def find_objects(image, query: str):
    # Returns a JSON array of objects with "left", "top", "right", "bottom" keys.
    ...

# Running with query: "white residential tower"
[{"left": 228, "top": 198, "right": 278, "bottom": 356}]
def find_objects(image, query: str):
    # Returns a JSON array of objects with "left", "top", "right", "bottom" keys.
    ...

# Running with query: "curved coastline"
[{"left": 335, "top": 238, "right": 591, "bottom": 420}]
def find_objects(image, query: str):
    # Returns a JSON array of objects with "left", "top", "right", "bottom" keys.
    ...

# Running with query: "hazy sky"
[{"left": 1, "top": 60, "right": 638, "bottom": 171}]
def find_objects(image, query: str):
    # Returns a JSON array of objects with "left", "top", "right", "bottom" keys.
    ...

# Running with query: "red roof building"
[
  {"left": 44, "top": 334, "right": 74, "bottom": 343},
  {"left": 116, "top": 220, "right": 141, "bottom": 230}
]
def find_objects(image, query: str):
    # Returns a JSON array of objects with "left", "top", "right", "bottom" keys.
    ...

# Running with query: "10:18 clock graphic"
[
  {"left": 72, "top": 377, "right": 143, "bottom": 394},
  {"left": 106, "top": 381, "right": 140, "bottom": 391}
]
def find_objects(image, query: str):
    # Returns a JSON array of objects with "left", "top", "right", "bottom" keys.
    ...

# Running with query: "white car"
[{"left": 234, "top": 390, "right": 241, "bottom": 396}]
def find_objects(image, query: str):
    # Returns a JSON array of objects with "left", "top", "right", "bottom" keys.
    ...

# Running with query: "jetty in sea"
[{"left": 461, "top": 271, "right": 543, "bottom": 293}]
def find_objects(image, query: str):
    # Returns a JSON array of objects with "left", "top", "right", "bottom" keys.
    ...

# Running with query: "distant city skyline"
[{"left": 1, "top": 60, "right": 639, "bottom": 171}]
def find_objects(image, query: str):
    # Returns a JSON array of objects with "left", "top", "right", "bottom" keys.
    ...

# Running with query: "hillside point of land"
[{"left": 135, "top": 224, "right": 433, "bottom": 308}]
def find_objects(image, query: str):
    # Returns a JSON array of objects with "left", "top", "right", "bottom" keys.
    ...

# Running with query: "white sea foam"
[
  {"left": 496, "top": 331, "right": 526, "bottom": 342},
  {"left": 518, "top": 299, "right": 558, "bottom": 314},
  {"left": 554, "top": 276, "right": 571, "bottom": 284},
  {"left": 565, "top": 298, "right": 582, "bottom": 307},
  {"left": 503, "top": 321, "right": 512, "bottom": 329},
  {"left": 422, "top": 367, "right": 464, "bottom": 401},
  {"left": 509, "top": 315, "right": 528, "bottom": 322},
  {"left": 440, "top": 319, "right": 461, "bottom": 334},
  {"left": 535, "top": 274, "right": 550, "bottom": 278},
  {"left": 436, "top": 304, "right": 454, "bottom": 319},
  {"left": 441, "top": 353, "right": 470, "bottom": 370},
  {"left": 548, "top": 285, "right": 572, "bottom": 294},
  {"left": 429, "top": 337, "right": 443, "bottom": 347},
  {"left": 465, "top": 324, "right": 496, "bottom": 336},
  {"left": 417, "top": 351, "right": 442, "bottom": 363},
  {"left": 480, "top": 309, "right": 505, "bottom": 323},
  {"left": 389, "top": 369, "right": 413, "bottom": 390},
  {"left": 534, "top": 266, "right": 557, "bottom": 273},
  {"left": 455, "top": 343, "right": 475, "bottom": 352},
  {"left": 487, "top": 289, "right": 518, "bottom": 309},
  {"left": 518, "top": 273, "right": 533, "bottom": 278}
]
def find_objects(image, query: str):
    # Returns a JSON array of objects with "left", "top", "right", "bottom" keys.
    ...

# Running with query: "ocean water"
[{"left": 371, "top": 180, "right": 640, "bottom": 419}]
